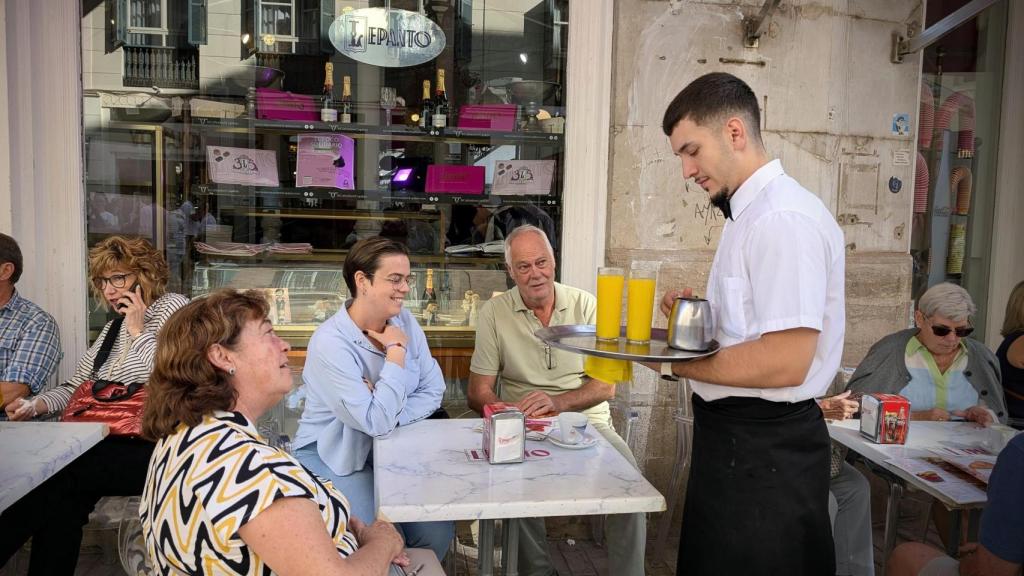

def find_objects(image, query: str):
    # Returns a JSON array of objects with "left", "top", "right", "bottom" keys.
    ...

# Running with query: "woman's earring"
[{"left": 228, "top": 367, "right": 236, "bottom": 376}]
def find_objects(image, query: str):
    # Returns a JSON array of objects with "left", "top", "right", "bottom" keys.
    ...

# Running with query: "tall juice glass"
[
  {"left": 596, "top": 267, "right": 625, "bottom": 340},
  {"left": 626, "top": 268, "right": 657, "bottom": 343}
]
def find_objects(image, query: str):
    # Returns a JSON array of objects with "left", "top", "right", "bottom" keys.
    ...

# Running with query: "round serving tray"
[{"left": 535, "top": 324, "right": 720, "bottom": 363}]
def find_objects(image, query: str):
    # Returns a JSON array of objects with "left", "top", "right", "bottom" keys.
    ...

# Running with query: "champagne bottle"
[
  {"left": 418, "top": 79, "right": 433, "bottom": 129},
  {"left": 432, "top": 69, "right": 448, "bottom": 129},
  {"left": 340, "top": 75, "right": 353, "bottom": 123},
  {"left": 423, "top": 268, "right": 437, "bottom": 304},
  {"left": 320, "top": 63, "right": 337, "bottom": 122}
]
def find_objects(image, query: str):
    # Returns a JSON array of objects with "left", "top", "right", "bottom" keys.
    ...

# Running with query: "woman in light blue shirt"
[{"left": 294, "top": 237, "right": 452, "bottom": 561}]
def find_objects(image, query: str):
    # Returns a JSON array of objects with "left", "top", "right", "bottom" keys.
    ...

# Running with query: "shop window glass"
[
  {"left": 912, "top": 0, "right": 1007, "bottom": 337},
  {"left": 82, "top": 0, "right": 570, "bottom": 426}
]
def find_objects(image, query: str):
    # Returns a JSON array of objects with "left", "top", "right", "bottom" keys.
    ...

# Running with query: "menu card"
[
  {"left": 296, "top": 133, "right": 355, "bottom": 190},
  {"left": 492, "top": 160, "right": 555, "bottom": 196},
  {"left": 886, "top": 456, "right": 988, "bottom": 504},
  {"left": 206, "top": 146, "right": 279, "bottom": 187}
]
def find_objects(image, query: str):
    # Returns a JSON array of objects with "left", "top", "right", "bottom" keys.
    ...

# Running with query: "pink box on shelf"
[
  {"left": 255, "top": 88, "right": 319, "bottom": 121},
  {"left": 206, "top": 146, "right": 280, "bottom": 187},
  {"left": 426, "top": 165, "right": 485, "bottom": 195},
  {"left": 296, "top": 133, "right": 355, "bottom": 189},
  {"left": 457, "top": 104, "right": 518, "bottom": 132}
]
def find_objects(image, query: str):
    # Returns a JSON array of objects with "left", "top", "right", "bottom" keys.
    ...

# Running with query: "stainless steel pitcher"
[{"left": 667, "top": 297, "right": 716, "bottom": 351}]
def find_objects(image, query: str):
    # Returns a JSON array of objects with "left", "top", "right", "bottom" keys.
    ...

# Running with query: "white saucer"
[{"left": 547, "top": 432, "right": 597, "bottom": 450}]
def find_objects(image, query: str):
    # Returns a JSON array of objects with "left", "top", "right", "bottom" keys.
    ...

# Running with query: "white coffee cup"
[{"left": 558, "top": 412, "right": 589, "bottom": 444}]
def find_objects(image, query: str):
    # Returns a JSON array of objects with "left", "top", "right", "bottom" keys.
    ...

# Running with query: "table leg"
[
  {"left": 478, "top": 519, "right": 495, "bottom": 576},
  {"left": 947, "top": 510, "right": 962, "bottom": 557},
  {"left": 880, "top": 478, "right": 903, "bottom": 575},
  {"left": 501, "top": 518, "right": 520, "bottom": 576}
]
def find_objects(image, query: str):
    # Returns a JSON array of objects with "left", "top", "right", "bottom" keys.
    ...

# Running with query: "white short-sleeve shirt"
[{"left": 693, "top": 159, "right": 846, "bottom": 403}]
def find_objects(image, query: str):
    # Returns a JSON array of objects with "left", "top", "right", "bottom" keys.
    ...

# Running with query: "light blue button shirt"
[{"left": 292, "top": 302, "right": 445, "bottom": 477}]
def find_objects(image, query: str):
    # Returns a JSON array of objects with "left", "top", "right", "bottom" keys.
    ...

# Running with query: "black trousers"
[
  {"left": 678, "top": 394, "right": 835, "bottom": 576},
  {"left": 0, "top": 436, "right": 154, "bottom": 576}
]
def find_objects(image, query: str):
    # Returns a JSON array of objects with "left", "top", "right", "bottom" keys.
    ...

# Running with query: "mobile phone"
[{"left": 117, "top": 282, "right": 143, "bottom": 310}]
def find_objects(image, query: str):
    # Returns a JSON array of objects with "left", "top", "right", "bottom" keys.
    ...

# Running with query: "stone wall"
[{"left": 604, "top": 0, "right": 924, "bottom": 545}]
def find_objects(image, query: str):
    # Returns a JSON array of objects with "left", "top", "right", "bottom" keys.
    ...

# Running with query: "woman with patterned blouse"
[
  {"left": 140, "top": 290, "right": 407, "bottom": 575},
  {"left": 0, "top": 235, "right": 189, "bottom": 575}
]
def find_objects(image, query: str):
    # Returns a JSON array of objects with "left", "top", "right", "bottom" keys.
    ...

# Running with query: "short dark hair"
[
  {"left": 0, "top": 233, "right": 23, "bottom": 284},
  {"left": 661, "top": 72, "right": 762, "bottom": 144},
  {"left": 342, "top": 236, "right": 410, "bottom": 295}
]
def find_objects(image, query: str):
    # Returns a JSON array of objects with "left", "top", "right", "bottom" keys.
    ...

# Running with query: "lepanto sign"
[{"left": 329, "top": 8, "right": 446, "bottom": 68}]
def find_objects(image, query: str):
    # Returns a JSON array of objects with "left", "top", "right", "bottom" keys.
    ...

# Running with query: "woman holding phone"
[{"left": 0, "top": 235, "right": 188, "bottom": 574}]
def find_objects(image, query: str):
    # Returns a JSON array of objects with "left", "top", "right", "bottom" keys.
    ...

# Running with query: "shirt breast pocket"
[
  {"left": 718, "top": 276, "right": 748, "bottom": 339},
  {"left": 0, "top": 332, "right": 17, "bottom": 371}
]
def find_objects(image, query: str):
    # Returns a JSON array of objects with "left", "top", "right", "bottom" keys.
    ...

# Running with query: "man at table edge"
[
  {"left": 646, "top": 72, "right": 845, "bottom": 575},
  {"left": 0, "top": 233, "right": 62, "bottom": 415},
  {"left": 886, "top": 432, "right": 1023, "bottom": 576},
  {"left": 467, "top": 224, "right": 647, "bottom": 576}
]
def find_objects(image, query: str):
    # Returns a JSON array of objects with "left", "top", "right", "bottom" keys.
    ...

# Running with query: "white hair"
[
  {"left": 918, "top": 282, "right": 976, "bottom": 323},
  {"left": 503, "top": 224, "right": 554, "bottom": 268}
]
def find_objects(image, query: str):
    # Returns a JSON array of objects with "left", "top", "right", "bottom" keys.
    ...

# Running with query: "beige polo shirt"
[{"left": 470, "top": 282, "right": 611, "bottom": 425}]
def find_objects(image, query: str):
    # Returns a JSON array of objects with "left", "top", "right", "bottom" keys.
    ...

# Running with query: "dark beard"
[{"left": 709, "top": 187, "right": 733, "bottom": 220}]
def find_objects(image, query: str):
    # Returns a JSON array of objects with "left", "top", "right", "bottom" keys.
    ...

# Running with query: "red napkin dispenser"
[
  {"left": 483, "top": 402, "right": 525, "bottom": 464},
  {"left": 860, "top": 393, "right": 910, "bottom": 445}
]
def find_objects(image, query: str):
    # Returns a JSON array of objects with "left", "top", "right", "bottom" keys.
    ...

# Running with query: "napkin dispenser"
[
  {"left": 482, "top": 403, "right": 525, "bottom": 464},
  {"left": 860, "top": 393, "right": 910, "bottom": 445}
]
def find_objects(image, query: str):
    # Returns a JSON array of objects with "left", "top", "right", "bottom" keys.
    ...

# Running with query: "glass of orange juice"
[
  {"left": 626, "top": 267, "right": 657, "bottom": 343},
  {"left": 585, "top": 340, "right": 632, "bottom": 384},
  {"left": 595, "top": 267, "right": 625, "bottom": 341}
]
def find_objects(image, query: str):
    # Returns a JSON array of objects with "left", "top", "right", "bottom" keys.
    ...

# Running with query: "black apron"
[{"left": 678, "top": 393, "right": 835, "bottom": 576}]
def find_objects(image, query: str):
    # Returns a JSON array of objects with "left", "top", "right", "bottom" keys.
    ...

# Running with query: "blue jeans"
[{"left": 295, "top": 443, "right": 453, "bottom": 561}]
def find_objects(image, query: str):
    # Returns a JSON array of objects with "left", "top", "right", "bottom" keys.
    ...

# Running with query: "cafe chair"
[
  {"left": 116, "top": 496, "right": 153, "bottom": 575},
  {"left": 652, "top": 376, "right": 694, "bottom": 566}
]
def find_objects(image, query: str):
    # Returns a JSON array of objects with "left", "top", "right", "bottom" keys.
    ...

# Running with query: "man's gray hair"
[
  {"left": 503, "top": 224, "right": 554, "bottom": 268},
  {"left": 918, "top": 282, "right": 976, "bottom": 322}
]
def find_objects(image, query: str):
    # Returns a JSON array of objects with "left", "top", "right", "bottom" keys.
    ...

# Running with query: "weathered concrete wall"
[{"left": 605, "top": 0, "right": 924, "bottom": 549}]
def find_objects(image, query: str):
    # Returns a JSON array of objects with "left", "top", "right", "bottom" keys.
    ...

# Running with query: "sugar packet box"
[
  {"left": 482, "top": 402, "right": 525, "bottom": 464},
  {"left": 860, "top": 393, "right": 910, "bottom": 445}
]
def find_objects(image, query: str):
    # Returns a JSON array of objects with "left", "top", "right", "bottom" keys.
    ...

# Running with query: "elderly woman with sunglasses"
[
  {"left": 292, "top": 236, "right": 452, "bottom": 562},
  {"left": 847, "top": 282, "right": 1007, "bottom": 425}
]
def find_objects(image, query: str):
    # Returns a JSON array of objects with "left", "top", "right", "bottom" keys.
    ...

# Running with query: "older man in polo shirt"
[{"left": 468, "top": 224, "right": 646, "bottom": 576}]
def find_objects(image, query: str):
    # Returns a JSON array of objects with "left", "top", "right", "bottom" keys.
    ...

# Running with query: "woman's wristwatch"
[{"left": 384, "top": 342, "right": 405, "bottom": 352}]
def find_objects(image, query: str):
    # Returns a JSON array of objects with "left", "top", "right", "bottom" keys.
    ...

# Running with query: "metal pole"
[
  {"left": 892, "top": 0, "right": 1004, "bottom": 63},
  {"left": 743, "top": 0, "right": 782, "bottom": 48}
]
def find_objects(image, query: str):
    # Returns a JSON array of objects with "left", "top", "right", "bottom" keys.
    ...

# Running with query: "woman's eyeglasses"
[
  {"left": 94, "top": 273, "right": 133, "bottom": 289},
  {"left": 930, "top": 324, "right": 973, "bottom": 338}
]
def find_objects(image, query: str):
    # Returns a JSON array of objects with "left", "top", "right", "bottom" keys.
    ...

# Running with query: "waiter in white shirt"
[{"left": 651, "top": 72, "right": 846, "bottom": 575}]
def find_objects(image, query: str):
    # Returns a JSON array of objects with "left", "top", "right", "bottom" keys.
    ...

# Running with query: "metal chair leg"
[{"left": 880, "top": 478, "right": 903, "bottom": 575}]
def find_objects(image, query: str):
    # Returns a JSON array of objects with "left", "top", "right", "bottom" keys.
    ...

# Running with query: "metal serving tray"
[{"left": 535, "top": 324, "right": 720, "bottom": 363}]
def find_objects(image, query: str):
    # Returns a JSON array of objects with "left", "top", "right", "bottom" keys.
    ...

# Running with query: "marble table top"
[
  {"left": 0, "top": 421, "right": 108, "bottom": 513},
  {"left": 373, "top": 419, "right": 665, "bottom": 523}
]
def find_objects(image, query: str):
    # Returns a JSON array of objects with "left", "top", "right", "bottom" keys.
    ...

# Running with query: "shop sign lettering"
[{"left": 329, "top": 8, "right": 446, "bottom": 68}]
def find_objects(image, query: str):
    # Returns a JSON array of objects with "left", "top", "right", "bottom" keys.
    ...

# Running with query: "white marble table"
[
  {"left": 828, "top": 419, "right": 990, "bottom": 566},
  {"left": 374, "top": 419, "right": 665, "bottom": 576},
  {"left": 0, "top": 421, "right": 109, "bottom": 513}
]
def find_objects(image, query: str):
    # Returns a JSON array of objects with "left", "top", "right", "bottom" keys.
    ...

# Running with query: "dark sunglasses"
[{"left": 930, "top": 324, "right": 973, "bottom": 338}]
